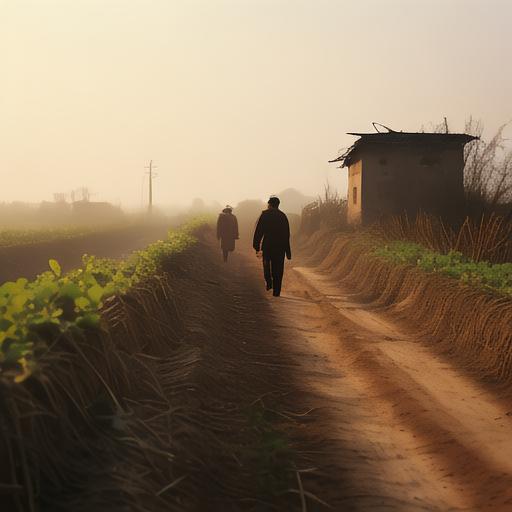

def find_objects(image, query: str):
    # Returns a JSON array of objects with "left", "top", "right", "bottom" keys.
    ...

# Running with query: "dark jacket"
[
  {"left": 253, "top": 208, "right": 291, "bottom": 258},
  {"left": 217, "top": 211, "right": 239, "bottom": 251}
]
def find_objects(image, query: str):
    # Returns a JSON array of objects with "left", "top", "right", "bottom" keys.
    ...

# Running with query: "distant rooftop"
[{"left": 329, "top": 129, "right": 479, "bottom": 168}]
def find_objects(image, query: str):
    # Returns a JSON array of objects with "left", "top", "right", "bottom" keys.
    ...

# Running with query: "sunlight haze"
[{"left": 1, "top": 0, "right": 511, "bottom": 207}]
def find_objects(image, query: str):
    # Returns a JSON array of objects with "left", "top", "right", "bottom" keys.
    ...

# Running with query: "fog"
[{"left": 1, "top": 0, "right": 511, "bottom": 210}]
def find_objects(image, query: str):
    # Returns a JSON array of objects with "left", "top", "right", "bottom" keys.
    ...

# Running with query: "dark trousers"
[
  {"left": 263, "top": 250, "right": 285, "bottom": 296},
  {"left": 222, "top": 249, "right": 229, "bottom": 262}
]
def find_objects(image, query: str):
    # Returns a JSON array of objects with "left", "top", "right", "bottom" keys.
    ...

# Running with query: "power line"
[{"left": 144, "top": 160, "right": 158, "bottom": 214}]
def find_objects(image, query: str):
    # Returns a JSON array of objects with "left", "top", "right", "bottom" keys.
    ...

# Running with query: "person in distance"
[
  {"left": 216, "top": 205, "right": 239, "bottom": 262},
  {"left": 252, "top": 196, "right": 291, "bottom": 297}
]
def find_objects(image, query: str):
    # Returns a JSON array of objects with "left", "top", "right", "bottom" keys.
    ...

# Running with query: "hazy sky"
[{"left": 1, "top": 0, "right": 511, "bottom": 208}]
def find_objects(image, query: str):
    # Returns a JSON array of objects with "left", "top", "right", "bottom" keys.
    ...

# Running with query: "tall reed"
[{"left": 374, "top": 212, "right": 512, "bottom": 263}]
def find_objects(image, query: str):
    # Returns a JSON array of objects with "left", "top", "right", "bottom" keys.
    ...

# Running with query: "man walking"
[
  {"left": 253, "top": 196, "right": 291, "bottom": 297},
  {"left": 217, "top": 205, "right": 239, "bottom": 262}
]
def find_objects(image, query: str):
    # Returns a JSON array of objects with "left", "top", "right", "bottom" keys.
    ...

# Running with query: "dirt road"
[{"left": 223, "top": 243, "right": 512, "bottom": 511}]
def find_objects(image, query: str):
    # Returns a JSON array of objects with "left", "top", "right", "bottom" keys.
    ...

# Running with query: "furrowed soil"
[{"left": 212, "top": 238, "right": 512, "bottom": 511}]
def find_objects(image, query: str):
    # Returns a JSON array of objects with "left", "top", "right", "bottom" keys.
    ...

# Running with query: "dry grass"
[
  {"left": 0, "top": 237, "right": 314, "bottom": 512},
  {"left": 374, "top": 212, "right": 512, "bottom": 263},
  {"left": 300, "top": 184, "right": 348, "bottom": 235}
]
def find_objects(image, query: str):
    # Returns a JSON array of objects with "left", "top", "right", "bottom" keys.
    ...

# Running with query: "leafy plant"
[
  {"left": 373, "top": 240, "right": 512, "bottom": 297},
  {"left": 0, "top": 221, "right": 205, "bottom": 383}
]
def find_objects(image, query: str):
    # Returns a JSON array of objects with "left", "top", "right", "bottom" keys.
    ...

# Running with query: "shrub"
[{"left": 301, "top": 183, "right": 348, "bottom": 234}]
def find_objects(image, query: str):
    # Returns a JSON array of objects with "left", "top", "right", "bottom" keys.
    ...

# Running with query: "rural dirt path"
[{"left": 226, "top": 244, "right": 512, "bottom": 511}]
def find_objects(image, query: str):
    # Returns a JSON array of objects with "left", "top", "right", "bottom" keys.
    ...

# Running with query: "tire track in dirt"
[{"left": 232, "top": 246, "right": 512, "bottom": 511}]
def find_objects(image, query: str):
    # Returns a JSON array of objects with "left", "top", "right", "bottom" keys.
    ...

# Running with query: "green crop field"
[
  {"left": 0, "top": 219, "right": 207, "bottom": 383},
  {"left": 373, "top": 240, "right": 512, "bottom": 297},
  {"left": 0, "top": 226, "right": 105, "bottom": 247}
]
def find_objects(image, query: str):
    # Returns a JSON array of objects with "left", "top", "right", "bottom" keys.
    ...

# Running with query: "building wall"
[
  {"left": 358, "top": 143, "right": 465, "bottom": 223},
  {"left": 347, "top": 159, "right": 363, "bottom": 224},
  {"left": 71, "top": 201, "right": 124, "bottom": 224}
]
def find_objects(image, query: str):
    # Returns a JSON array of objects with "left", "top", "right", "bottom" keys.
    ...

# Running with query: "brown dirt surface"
[{"left": 224, "top": 241, "right": 512, "bottom": 511}]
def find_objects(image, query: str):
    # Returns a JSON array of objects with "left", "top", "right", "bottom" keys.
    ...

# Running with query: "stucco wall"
[
  {"left": 347, "top": 159, "right": 362, "bottom": 224},
  {"left": 357, "top": 143, "right": 464, "bottom": 223}
]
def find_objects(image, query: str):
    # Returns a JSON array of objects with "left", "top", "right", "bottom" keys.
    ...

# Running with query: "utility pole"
[{"left": 144, "top": 160, "right": 158, "bottom": 215}]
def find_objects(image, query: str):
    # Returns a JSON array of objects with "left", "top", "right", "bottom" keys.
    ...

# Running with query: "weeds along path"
[
  {"left": 249, "top": 238, "right": 512, "bottom": 511},
  {"left": 2, "top": 232, "right": 340, "bottom": 512}
]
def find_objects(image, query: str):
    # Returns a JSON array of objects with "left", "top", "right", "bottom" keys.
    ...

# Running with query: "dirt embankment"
[
  {"left": 5, "top": 227, "right": 512, "bottom": 511},
  {"left": 281, "top": 229, "right": 512, "bottom": 511},
  {"left": 0, "top": 231, "right": 332, "bottom": 512},
  {"left": 0, "top": 224, "right": 171, "bottom": 283},
  {"left": 299, "top": 230, "right": 512, "bottom": 383}
]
